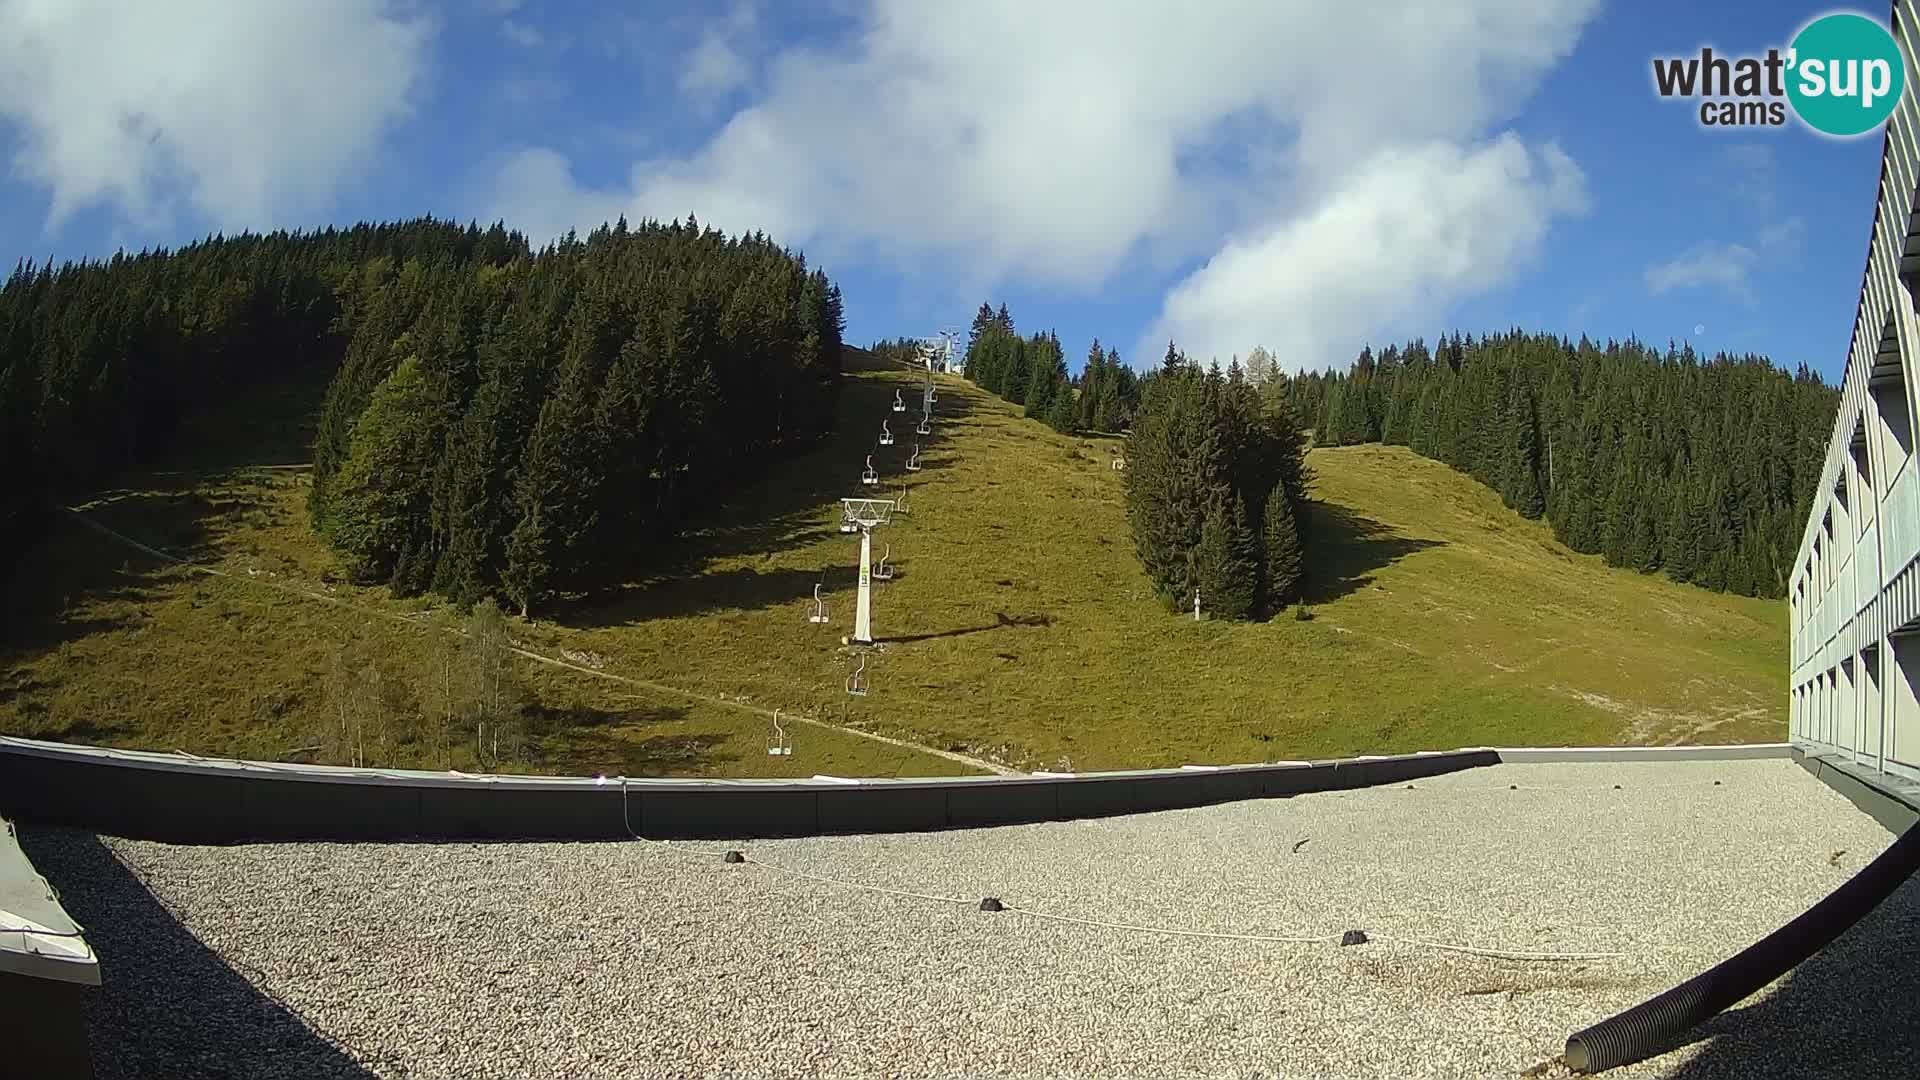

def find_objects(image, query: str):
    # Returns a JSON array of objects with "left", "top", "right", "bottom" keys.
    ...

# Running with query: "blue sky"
[{"left": 0, "top": 1, "right": 1891, "bottom": 382}]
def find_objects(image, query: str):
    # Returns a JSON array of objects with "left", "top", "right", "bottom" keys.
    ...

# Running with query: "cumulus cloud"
[
  {"left": 484, "top": 0, "right": 1602, "bottom": 369},
  {"left": 1145, "top": 137, "right": 1588, "bottom": 370},
  {"left": 0, "top": 0, "right": 432, "bottom": 233},
  {"left": 680, "top": 2, "right": 759, "bottom": 100}
]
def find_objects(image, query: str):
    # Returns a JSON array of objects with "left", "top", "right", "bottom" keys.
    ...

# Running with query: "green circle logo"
[{"left": 1786, "top": 13, "right": 1907, "bottom": 136}]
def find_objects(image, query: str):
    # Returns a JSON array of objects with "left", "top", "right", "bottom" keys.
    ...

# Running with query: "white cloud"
[
  {"left": 1758, "top": 216, "right": 1806, "bottom": 252},
  {"left": 483, "top": 0, "right": 1602, "bottom": 367},
  {"left": 1645, "top": 215, "right": 1805, "bottom": 302},
  {"left": 485, "top": 148, "right": 630, "bottom": 247},
  {"left": 681, "top": 35, "right": 751, "bottom": 99},
  {"left": 1145, "top": 137, "right": 1588, "bottom": 370},
  {"left": 501, "top": 18, "right": 543, "bottom": 48},
  {"left": 1647, "top": 245, "right": 1759, "bottom": 298},
  {"left": 502, "top": 77, "right": 567, "bottom": 107},
  {"left": 1721, "top": 143, "right": 1779, "bottom": 213},
  {"left": 0, "top": 0, "right": 432, "bottom": 233},
  {"left": 679, "top": 1, "right": 759, "bottom": 100}
]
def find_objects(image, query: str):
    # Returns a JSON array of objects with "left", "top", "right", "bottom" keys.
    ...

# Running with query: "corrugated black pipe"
[{"left": 1566, "top": 821, "right": 1920, "bottom": 1072}]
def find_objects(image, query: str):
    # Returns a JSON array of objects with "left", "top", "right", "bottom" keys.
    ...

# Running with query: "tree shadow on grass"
[
  {"left": 1, "top": 509, "right": 202, "bottom": 656},
  {"left": 17, "top": 828, "right": 380, "bottom": 1079},
  {"left": 558, "top": 563, "right": 855, "bottom": 628},
  {"left": 1637, "top": 868, "right": 1920, "bottom": 1079},
  {"left": 556, "top": 369, "right": 987, "bottom": 626},
  {"left": 876, "top": 612, "right": 1054, "bottom": 645},
  {"left": 573, "top": 370, "right": 966, "bottom": 584},
  {"left": 529, "top": 701, "right": 742, "bottom": 776},
  {"left": 1299, "top": 500, "right": 1445, "bottom": 604}
]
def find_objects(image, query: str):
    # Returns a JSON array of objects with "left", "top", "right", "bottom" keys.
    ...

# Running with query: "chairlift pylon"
[
  {"left": 808, "top": 582, "right": 830, "bottom": 624},
  {"left": 892, "top": 389, "right": 906, "bottom": 413},
  {"left": 861, "top": 455, "right": 878, "bottom": 486},
  {"left": 846, "top": 653, "right": 869, "bottom": 697},
  {"left": 905, "top": 444, "right": 921, "bottom": 472},
  {"left": 768, "top": 708, "right": 793, "bottom": 756},
  {"left": 879, "top": 419, "right": 894, "bottom": 446},
  {"left": 874, "top": 543, "right": 895, "bottom": 581}
]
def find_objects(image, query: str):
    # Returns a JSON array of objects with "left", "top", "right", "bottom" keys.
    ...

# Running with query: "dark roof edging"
[
  {"left": 1489, "top": 744, "right": 1793, "bottom": 763},
  {"left": 1793, "top": 745, "right": 1920, "bottom": 835},
  {"left": 0, "top": 735, "right": 1802, "bottom": 844}
]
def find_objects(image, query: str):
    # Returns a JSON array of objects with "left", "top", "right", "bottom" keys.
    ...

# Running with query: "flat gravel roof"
[{"left": 21, "top": 759, "right": 1919, "bottom": 1078}]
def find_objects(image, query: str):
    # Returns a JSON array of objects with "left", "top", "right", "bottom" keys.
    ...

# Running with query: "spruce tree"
[
  {"left": 1261, "top": 482, "right": 1305, "bottom": 609},
  {"left": 1045, "top": 378, "right": 1080, "bottom": 434},
  {"left": 1192, "top": 493, "right": 1260, "bottom": 620}
]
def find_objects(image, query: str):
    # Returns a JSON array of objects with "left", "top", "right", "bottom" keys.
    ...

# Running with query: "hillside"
[{"left": 0, "top": 352, "right": 1785, "bottom": 775}]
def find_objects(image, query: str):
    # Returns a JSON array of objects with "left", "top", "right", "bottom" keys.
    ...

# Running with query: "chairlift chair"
[
  {"left": 893, "top": 482, "right": 911, "bottom": 515},
  {"left": 861, "top": 455, "right": 879, "bottom": 486},
  {"left": 808, "top": 582, "right": 830, "bottom": 624},
  {"left": 874, "top": 543, "right": 895, "bottom": 581},
  {"left": 905, "top": 444, "right": 921, "bottom": 472},
  {"left": 892, "top": 390, "right": 906, "bottom": 413},
  {"left": 768, "top": 708, "right": 792, "bottom": 756},
  {"left": 839, "top": 505, "right": 859, "bottom": 533},
  {"left": 846, "top": 653, "right": 869, "bottom": 697},
  {"left": 879, "top": 419, "right": 894, "bottom": 446}
]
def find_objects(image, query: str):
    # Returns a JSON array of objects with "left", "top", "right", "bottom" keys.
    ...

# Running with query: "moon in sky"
[{"left": 1693, "top": 324, "right": 1706, "bottom": 336}]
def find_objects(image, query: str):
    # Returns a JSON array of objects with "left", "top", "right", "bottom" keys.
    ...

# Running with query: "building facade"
[{"left": 1788, "top": 0, "right": 1920, "bottom": 782}]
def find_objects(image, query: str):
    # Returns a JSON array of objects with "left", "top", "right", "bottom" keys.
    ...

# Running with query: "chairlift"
[
  {"left": 874, "top": 543, "right": 895, "bottom": 581},
  {"left": 768, "top": 708, "right": 793, "bottom": 757},
  {"left": 839, "top": 505, "right": 859, "bottom": 533},
  {"left": 862, "top": 455, "right": 879, "bottom": 486},
  {"left": 846, "top": 653, "right": 869, "bottom": 697},
  {"left": 916, "top": 413, "right": 931, "bottom": 436},
  {"left": 892, "top": 389, "right": 906, "bottom": 413},
  {"left": 879, "top": 419, "right": 895, "bottom": 447},
  {"left": 905, "top": 444, "right": 921, "bottom": 472},
  {"left": 893, "top": 482, "right": 911, "bottom": 515},
  {"left": 808, "top": 582, "right": 830, "bottom": 624}
]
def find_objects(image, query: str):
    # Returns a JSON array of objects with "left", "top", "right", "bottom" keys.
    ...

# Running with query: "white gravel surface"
[{"left": 21, "top": 759, "right": 1920, "bottom": 1079}]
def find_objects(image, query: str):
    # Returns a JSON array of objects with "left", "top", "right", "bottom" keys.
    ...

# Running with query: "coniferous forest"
[
  {"left": 1280, "top": 332, "right": 1837, "bottom": 599},
  {"left": 0, "top": 218, "right": 528, "bottom": 565},
  {"left": 0, "top": 216, "right": 846, "bottom": 617},
  {"left": 959, "top": 303, "right": 1143, "bottom": 435}
]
